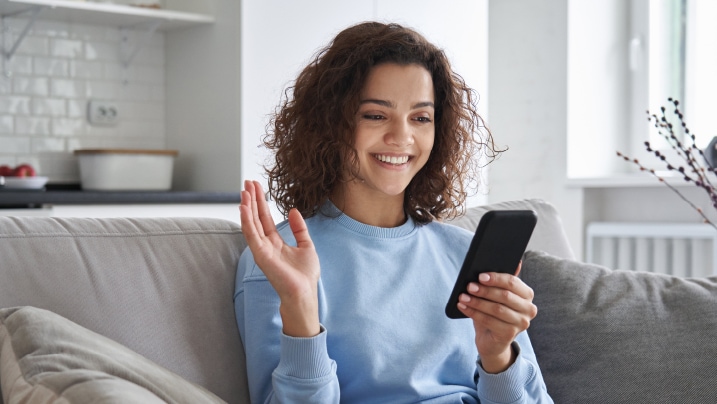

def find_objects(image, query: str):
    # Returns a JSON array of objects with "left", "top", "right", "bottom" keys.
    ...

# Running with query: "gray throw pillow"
[
  {"left": 0, "top": 306, "right": 226, "bottom": 404},
  {"left": 521, "top": 251, "right": 717, "bottom": 404}
]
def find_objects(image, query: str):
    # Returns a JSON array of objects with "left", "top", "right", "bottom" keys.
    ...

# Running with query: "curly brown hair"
[{"left": 264, "top": 21, "right": 502, "bottom": 223}]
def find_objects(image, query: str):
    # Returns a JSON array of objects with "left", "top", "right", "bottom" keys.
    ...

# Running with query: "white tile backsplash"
[
  {"left": 0, "top": 136, "right": 29, "bottom": 153},
  {"left": 12, "top": 77, "right": 49, "bottom": 96},
  {"left": 0, "top": 116, "right": 13, "bottom": 133},
  {"left": 32, "top": 98, "right": 67, "bottom": 116},
  {"left": 52, "top": 118, "right": 85, "bottom": 136},
  {"left": 85, "top": 80, "right": 120, "bottom": 99},
  {"left": 51, "top": 38, "right": 84, "bottom": 59},
  {"left": 14, "top": 36, "right": 50, "bottom": 56},
  {"left": 0, "top": 79, "right": 9, "bottom": 95},
  {"left": 71, "top": 60, "right": 104, "bottom": 79},
  {"left": 50, "top": 78, "right": 86, "bottom": 98},
  {"left": 85, "top": 41, "right": 120, "bottom": 62},
  {"left": 6, "top": 56, "right": 33, "bottom": 76},
  {"left": 67, "top": 100, "right": 85, "bottom": 118},
  {"left": 31, "top": 20, "right": 71, "bottom": 38},
  {"left": 32, "top": 137, "right": 65, "bottom": 153},
  {"left": 34, "top": 57, "right": 70, "bottom": 77},
  {"left": 0, "top": 97, "right": 31, "bottom": 115},
  {"left": 0, "top": 18, "right": 165, "bottom": 182},
  {"left": 15, "top": 116, "right": 50, "bottom": 135}
]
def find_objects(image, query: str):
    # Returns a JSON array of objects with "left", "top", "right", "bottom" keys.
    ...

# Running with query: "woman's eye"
[
  {"left": 415, "top": 116, "right": 432, "bottom": 123},
  {"left": 363, "top": 114, "right": 384, "bottom": 120}
]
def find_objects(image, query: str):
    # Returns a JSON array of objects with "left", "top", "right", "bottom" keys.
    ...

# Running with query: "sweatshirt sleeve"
[
  {"left": 234, "top": 249, "right": 340, "bottom": 404},
  {"left": 475, "top": 331, "right": 554, "bottom": 404}
]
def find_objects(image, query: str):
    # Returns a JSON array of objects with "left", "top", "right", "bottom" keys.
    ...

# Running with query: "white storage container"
[{"left": 74, "top": 149, "right": 178, "bottom": 191}]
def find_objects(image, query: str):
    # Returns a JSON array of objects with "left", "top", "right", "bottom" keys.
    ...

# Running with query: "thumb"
[{"left": 288, "top": 208, "right": 313, "bottom": 249}]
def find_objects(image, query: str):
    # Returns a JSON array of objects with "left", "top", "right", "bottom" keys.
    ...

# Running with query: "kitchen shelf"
[
  {"left": 0, "top": 187, "right": 240, "bottom": 208},
  {"left": 0, "top": 0, "right": 214, "bottom": 30}
]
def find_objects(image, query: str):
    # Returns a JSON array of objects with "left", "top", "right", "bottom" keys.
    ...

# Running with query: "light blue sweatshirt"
[{"left": 234, "top": 203, "right": 553, "bottom": 403}]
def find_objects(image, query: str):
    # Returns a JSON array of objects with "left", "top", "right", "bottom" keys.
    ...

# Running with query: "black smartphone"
[{"left": 445, "top": 210, "right": 538, "bottom": 319}]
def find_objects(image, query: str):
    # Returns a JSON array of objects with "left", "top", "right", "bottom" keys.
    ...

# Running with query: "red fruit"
[
  {"left": 0, "top": 165, "right": 12, "bottom": 176},
  {"left": 13, "top": 164, "right": 36, "bottom": 178}
]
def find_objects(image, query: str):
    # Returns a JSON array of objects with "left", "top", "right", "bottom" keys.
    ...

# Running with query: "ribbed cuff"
[
  {"left": 476, "top": 341, "right": 536, "bottom": 403},
  {"left": 275, "top": 325, "right": 335, "bottom": 380}
]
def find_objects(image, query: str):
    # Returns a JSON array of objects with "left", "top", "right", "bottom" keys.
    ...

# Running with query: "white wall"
[
  {"left": 487, "top": 0, "right": 584, "bottom": 256},
  {"left": 165, "top": 0, "right": 241, "bottom": 191},
  {"left": 487, "top": 0, "right": 717, "bottom": 260},
  {"left": 567, "top": 0, "right": 631, "bottom": 178},
  {"left": 240, "top": 0, "right": 488, "bottom": 218},
  {"left": 239, "top": 1, "right": 372, "bottom": 197}
]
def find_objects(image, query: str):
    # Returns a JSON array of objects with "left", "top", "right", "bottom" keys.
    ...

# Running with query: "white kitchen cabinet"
[{"left": 50, "top": 203, "right": 241, "bottom": 223}]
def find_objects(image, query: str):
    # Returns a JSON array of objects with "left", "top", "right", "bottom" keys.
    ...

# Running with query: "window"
[
  {"left": 683, "top": 0, "right": 717, "bottom": 148},
  {"left": 567, "top": 0, "right": 717, "bottom": 178},
  {"left": 645, "top": 0, "right": 717, "bottom": 149}
]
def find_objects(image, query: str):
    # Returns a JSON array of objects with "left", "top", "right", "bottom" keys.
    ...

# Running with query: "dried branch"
[{"left": 617, "top": 98, "right": 717, "bottom": 230}]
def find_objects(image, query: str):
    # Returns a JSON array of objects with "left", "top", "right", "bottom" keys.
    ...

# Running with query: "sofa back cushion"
[
  {"left": 521, "top": 250, "right": 717, "bottom": 403},
  {"left": 0, "top": 216, "right": 249, "bottom": 404},
  {"left": 447, "top": 198, "right": 575, "bottom": 260}
]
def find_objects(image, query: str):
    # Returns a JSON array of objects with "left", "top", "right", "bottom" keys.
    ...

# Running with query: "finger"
[
  {"left": 463, "top": 280, "right": 537, "bottom": 321},
  {"left": 240, "top": 184, "right": 264, "bottom": 247},
  {"left": 252, "top": 181, "right": 276, "bottom": 238},
  {"left": 458, "top": 292, "right": 534, "bottom": 330},
  {"left": 288, "top": 208, "right": 314, "bottom": 249},
  {"left": 457, "top": 295, "right": 519, "bottom": 337},
  {"left": 239, "top": 182, "right": 254, "bottom": 233},
  {"left": 457, "top": 299, "right": 517, "bottom": 336},
  {"left": 479, "top": 272, "right": 534, "bottom": 301},
  {"left": 247, "top": 181, "right": 266, "bottom": 239}
]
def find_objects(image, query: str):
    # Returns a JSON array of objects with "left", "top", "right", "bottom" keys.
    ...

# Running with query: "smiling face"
[{"left": 333, "top": 63, "right": 435, "bottom": 225}]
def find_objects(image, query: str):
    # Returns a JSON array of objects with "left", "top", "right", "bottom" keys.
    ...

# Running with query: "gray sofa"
[{"left": 1, "top": 199, "right": 715, "bottom": 403}]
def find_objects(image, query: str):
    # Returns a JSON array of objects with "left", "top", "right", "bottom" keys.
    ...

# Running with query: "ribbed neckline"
[{"left": 319, "top": 201, "right": 417, "bottom": 239}]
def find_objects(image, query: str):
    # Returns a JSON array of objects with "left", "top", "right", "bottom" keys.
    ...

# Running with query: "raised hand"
[
  {"left": 239, "top": 180, "right": 321, "bottom": 337},
  {"left": 456, "top": 262, "right": 538, "bottom": 373}
]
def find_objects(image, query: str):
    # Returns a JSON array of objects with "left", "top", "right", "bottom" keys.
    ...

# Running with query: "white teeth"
[{"left": 375, "top": 154, "right": 409, "bottom": 165}]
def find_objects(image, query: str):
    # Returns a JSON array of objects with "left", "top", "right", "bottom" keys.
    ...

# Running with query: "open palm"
[{"left": 239, "top": 181, "right": 321, "bottom": 337}]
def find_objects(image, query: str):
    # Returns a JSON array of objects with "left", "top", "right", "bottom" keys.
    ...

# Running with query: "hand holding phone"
[{"left": 445, "top": 210, "right": 537, "bottom": 319}]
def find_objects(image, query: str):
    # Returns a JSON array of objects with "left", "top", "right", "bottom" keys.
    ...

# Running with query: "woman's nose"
[{"left": 385, "top": 120, "right": 414, "bottom": 147}]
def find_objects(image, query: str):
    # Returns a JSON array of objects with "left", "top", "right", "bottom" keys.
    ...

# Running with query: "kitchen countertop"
[{"left": 0, "top": 184, "right": 241, "bottom": 208}]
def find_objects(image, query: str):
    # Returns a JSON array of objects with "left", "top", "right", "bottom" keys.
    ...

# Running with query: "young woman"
[{"left": 234, "top": 22, "right": 553, "bottom": 403}]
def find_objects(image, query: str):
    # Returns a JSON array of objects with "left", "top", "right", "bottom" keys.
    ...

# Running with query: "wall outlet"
[{"left": 87, "top": 100, "right": 119, "bottom": 126}]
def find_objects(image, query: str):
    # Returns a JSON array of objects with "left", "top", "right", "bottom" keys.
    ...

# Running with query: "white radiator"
[{"left": 586, "top": 222, "right": 717, "bottom": 277}]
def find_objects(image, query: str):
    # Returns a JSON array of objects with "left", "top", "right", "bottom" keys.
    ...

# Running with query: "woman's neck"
[{"left": 330, "top": 187, "right": 407, "bottom": 228}]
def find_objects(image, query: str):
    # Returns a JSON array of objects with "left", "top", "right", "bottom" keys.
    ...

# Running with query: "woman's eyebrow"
[
  {"left": 412, "top": 101, "right": 435, "bottom": 109},
  {"left": 359, "top": 99, "right": 435, "bottom": 109},
  {"left": 359, "top": 99, "right": 395, "bottom": 108}
]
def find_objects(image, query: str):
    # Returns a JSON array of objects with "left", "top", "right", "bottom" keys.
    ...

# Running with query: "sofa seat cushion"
[
  {"left": 521, "top": 251, "right": 717, "bottom": 403},
  {"left": 0, "top": 306, "right": 227, "bottom": 404}
]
